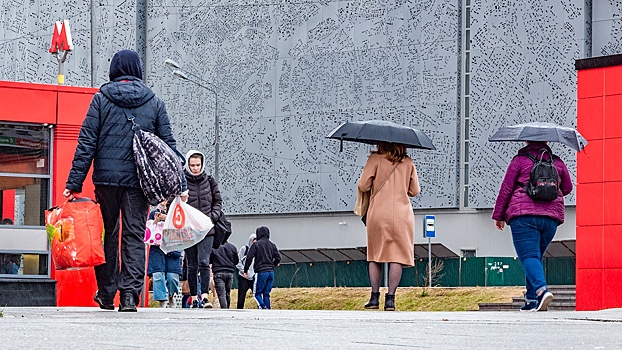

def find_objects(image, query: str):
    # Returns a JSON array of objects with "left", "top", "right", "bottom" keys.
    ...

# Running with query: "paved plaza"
[{"left": 0, "top": 307, "right": 621, "bottom": 349}]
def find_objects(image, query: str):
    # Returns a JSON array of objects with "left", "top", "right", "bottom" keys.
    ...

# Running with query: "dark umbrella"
[
  {"left": 488, "top": 122, "right": 588, "bottom": 151},
  {"left": 326, "top": 120, "right": 436, "bottom": 151}
]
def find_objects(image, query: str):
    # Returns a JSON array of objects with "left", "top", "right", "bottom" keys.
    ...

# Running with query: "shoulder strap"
[
  {"left": 121, "top": 108, "right": 141, "bottom": 132},
  {"left": 518, "top": 151, "right": 537, "bottom": 163},
  {"left": 370, "top": 162, "right": 400, "bottom": 202},
  {"left": 207, "top": 175, "right": 217, "bottom": 193}
]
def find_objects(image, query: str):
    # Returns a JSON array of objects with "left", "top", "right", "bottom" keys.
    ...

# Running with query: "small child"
[
  {"left": 146, "top": 201, "right": 182, "bottom": 308},
  {"left": 210, "top": 240, "right": 238, "bottom": 309},
  {"left": 243, "top": 226, "right": 281, "bottom": 309}
]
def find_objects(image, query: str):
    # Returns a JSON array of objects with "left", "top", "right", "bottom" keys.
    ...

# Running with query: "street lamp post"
[{"left": 165, "top": 60, "right": 220, "bottom": 181}]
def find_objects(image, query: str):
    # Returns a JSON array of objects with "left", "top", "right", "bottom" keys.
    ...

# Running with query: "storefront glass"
[{"left": 0, "top": 122, "right": 51, "bottom": 278}]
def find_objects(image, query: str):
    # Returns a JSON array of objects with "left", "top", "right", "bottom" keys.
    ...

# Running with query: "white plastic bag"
[{"left": 160, "top": 196, "right": 214, "bottom": 254}]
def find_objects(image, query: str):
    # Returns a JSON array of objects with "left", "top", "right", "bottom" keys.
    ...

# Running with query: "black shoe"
[
  {"left": 93, "top": 291, "right": 114, "bottom": 310},
  {"left": 519, "top": 301, "right": 537, "bottom": 312},
  {"left": 384, "top": 293, "right": 395, "bottom": 311},
  {"left": 118, "top": 293, "right": 137, "bottom": 312},
  {"left": 191, "top": 299, "right": 199, "bottom": 308},
  {"left": 364, "top": 292, "right": 380, "bottom": 309}
]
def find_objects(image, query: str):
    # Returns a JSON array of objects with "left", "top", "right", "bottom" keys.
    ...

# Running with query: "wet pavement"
[{"left": 0, "top": 307, "right": 621, "bottom": 349}]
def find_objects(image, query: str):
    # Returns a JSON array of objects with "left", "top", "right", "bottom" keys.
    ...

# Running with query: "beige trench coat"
[{"left": 357, "top": 153, "right": 420, "bottom": 266}]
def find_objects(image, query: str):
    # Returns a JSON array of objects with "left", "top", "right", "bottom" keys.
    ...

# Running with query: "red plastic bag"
[{"left": 45, "top": 198, "right": 106, "bottom": 270}]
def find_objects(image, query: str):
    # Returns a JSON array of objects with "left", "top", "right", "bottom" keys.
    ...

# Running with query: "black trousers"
[
  {"left": 184, "top": 234, "right": 214, "bottom": 296},
  {"left": 94, "top": 185, "right": 149, "bottom": 303},
  {"left": 237, "top": 274, "right": 254, "bottom": 309}
]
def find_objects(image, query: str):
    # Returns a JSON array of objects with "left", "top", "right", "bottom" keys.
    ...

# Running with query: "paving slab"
[{"left": 0, "top": 307, "right": 621, "bottom": 349}]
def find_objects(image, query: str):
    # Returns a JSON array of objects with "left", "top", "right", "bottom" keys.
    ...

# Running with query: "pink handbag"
[{"left": 144, "top": 219, "right": 164, "bottom": 245}]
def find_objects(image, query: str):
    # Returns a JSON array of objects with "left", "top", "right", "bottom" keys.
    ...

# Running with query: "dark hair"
[
  {"left": 375, "top": 142, "right": 407, "bottom": 164},
  {"left": 189, "top": 153, "right": 203, "bottom": 167},
  {"left": 1, "top": 218, "right": 13, "bottom": 225}
]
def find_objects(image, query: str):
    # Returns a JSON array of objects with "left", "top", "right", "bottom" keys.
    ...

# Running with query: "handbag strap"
[
  {"left": 121, "top": 108, "right": 141, "bottom": 132},
  {"left": 370, "top": 162, "right": 400, "bottom": 202}
]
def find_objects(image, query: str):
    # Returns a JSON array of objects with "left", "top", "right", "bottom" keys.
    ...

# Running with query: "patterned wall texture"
[
  {"left": 593, "top": 0, "right": 622, "bottom": 56},
  {"left": 468, "top": 0, "right": 589, "bottom": 208},
  {"left": 146, "top": 0, "right": 460, "bottom": 214},
  {"left": 2, "top": 1, "right": 617, "bottom": 214}
]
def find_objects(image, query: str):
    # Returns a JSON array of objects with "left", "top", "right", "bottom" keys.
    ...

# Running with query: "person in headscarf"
[
  {"left": 183, "top": 149, "right": 223, "bottom": 308},
  {"left": 64, "top": 49, "right": 186, "bottom": 312}
]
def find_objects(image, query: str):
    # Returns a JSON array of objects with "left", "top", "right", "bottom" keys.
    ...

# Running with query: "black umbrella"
[
  {"left": 326, "top": 120, "right": 436, "bottom": 151},
  {"left": 488, "top": 122, "right": 588, "bottom": 151}
]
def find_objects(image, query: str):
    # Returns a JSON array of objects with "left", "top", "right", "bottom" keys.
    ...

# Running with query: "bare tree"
[{"left": 421, "top": 259, "right": 445, "bottom": 297}]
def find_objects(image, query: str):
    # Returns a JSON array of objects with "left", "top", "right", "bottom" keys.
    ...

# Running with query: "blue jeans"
[
  {"left": 253, "top": 271, "right": 274, "bottom": 309},
  {"left": 509, "top": 215, "right": 558, "bottom": 301},
  {"left": 152, "top": 272, "right": 180, "bottom": 301}
]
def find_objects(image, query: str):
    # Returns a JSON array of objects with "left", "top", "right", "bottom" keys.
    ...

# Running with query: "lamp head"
[
  {"left": 165, "top": 59, "right": 181, "bottom": 69},
  {"left": 172, "top": 70, "right": 189, "bottom": 80}
]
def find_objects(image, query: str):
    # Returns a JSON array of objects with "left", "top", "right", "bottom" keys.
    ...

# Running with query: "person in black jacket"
[
  {"left": 64, "top": 49, "right": 185, "bottom": 312},
  {"left": 184, "top": 149, "right": 222, "bottom": 308},
  {"left": 244, "top": 226, "right": 281, "bottom": 309},
  {"left": 210, "top": 240, "right": 238, "bottom": 309}
]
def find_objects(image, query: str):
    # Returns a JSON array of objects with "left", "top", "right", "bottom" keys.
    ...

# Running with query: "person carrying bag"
[
  {"left": 357, "top": 142, "right": 420, "bottom": 311},
  {"left": 64, "top": 50, "right": 187, "bottom": 312}
]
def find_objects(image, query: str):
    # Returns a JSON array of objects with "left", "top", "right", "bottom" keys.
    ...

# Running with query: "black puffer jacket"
[
  {"left": 184, "top": 149, "right": 222, "bottom": 226},
  {"left": 66, "top": 76, "right": 178, "bottom": 192}
]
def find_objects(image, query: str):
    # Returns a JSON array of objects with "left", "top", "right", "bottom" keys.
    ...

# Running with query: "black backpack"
[{"left": 521, "top": 149, "right": 559, "bottom": 202}]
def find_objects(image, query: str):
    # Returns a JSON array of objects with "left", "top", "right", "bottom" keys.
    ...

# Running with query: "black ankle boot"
[
  {"left": 384, "top": 293, "right": 395, "bottom": 311},
  {"left": 364, "top": 292, "right": 380, "bottom": 309}
]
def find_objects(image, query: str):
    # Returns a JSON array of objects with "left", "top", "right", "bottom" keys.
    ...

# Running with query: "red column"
[{"left": 576, "top": 61, "right": 622, "bottom": 310}]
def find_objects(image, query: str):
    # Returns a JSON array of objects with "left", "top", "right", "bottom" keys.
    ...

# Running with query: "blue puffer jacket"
[{"left": 66, "top": 76, "right": 180, "bottom": 192}]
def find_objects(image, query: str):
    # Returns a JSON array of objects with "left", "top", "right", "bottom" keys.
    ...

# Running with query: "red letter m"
[{"left": 49, "top": 20, "right": 74, "bottom": 53}]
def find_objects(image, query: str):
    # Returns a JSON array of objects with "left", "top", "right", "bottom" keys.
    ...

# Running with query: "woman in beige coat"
[{"left": 357, "top": 142, "right": 420, "bottom": 311}]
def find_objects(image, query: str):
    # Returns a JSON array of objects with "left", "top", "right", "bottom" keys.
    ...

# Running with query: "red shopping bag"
[{"left": 45, "top": 197, "right": 106, "bottom": 270}]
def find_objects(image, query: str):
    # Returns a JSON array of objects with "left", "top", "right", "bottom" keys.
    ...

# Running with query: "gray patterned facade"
[{"left": 0, "top": 0, "right": 616, "bottom": 216}]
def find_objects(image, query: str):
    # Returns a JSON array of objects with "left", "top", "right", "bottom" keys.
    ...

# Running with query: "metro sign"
[{"left": 49, "top": 20, "right": 73, "bottom": 53}]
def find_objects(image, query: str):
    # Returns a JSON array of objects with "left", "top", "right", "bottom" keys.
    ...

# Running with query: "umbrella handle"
[{"left": 339, "top": 132, "right": 347, "bottom": 152}]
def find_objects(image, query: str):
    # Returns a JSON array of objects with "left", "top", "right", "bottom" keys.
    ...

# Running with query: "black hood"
[
  {"left": 100, "top": 76, "right": 155, "bottom": 108},
  {"left": 109, "top": 49, "right": 143, "bottom": 81},
  {"left": 256, "top": 226, "right": 270, "bottom": 240}
]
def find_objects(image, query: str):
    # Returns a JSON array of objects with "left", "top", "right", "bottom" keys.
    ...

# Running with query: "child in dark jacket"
[
  {"left": 210, "top": 241, "right": 238, "bottom": 309},
  {"left": 243, "top": 226, "right": 281, "bottom": 309}
]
